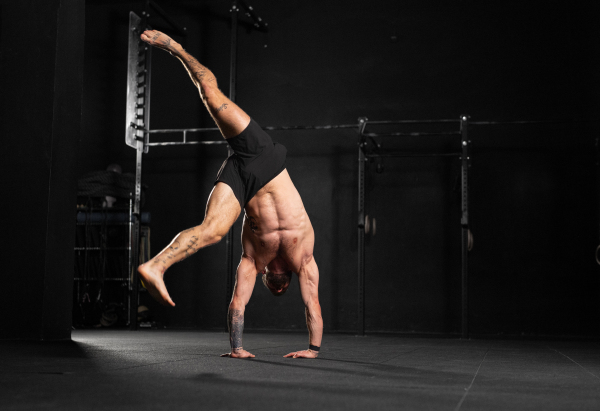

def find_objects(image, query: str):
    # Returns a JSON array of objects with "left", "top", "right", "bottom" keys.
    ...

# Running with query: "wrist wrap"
[{"left": 309, "top": 344, "right": 320, "bottom": 352}]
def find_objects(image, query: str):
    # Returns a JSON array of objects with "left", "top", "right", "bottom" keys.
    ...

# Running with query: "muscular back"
[{"left": 242, "top": 169, "right": 314, "bottom": 273}]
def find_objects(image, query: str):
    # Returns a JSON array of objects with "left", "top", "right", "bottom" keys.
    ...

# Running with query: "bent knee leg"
[
  {"left": 202, "top": 183, "right": 241, "bottom": 243},
  {"left": 201, "top": 218, "right": 229, "bottom": 245}
]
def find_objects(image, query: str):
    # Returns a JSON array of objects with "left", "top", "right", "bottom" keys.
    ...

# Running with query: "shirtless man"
[{"left": 137, "top": 30, "right": 322, "bottom": 359}]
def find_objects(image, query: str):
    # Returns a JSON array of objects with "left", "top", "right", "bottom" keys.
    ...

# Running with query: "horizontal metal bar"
[
  {"left": 147, "top": 124, "right": 359, "bottom": 134},
  {"left": 147, "top": 127, "right": 221, "bottom": 134},
  {"left": 263, "top": 124, "right": 358, "bottom": 131},
  {"left": 366, "top": 153, "right": 461, "bottom": 158},
  {"left": 76, "top": 223, "right": 132, "bottom": 226},
  {"left": 74, "top": 278, "right": 130, "bottom": 281},
  {"left": 363, "top": 131, "right": 461, "bottom": 137},
  {"left": 470, "top": 119, "right": 596, "bottom": 125},
  {"left": 147, "top": 140, "right": 227, "bottom": 146},
  {"left": 365, "top": 119, "right": 460, "bottom": 125},
  {"left": 74, "top": 247, "right": 131, "bottom": 251}
]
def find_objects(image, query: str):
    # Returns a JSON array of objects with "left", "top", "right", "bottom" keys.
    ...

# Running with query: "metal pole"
[
  {"left": 130, "top": 144, "right": 143, "bottom": 330},
  {"left": 229, "top": 1, "right": 238, "bottom": 104},
  {"left": 129, "top": 10, "right": 152, "bottom": 330},
  {"left": 460, "top": 115, "right": 470, "bottom": 339},
  {"left": 357, "top": 117, "right": 368, "bottom": 335},
  {"left": 225, "top": 1, "right": 238, "bottom": 316}
]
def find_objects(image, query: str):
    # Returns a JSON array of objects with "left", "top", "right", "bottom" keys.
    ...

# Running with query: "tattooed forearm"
[
  {"left": 216, "top": 103, "right": 228, "bottom": 112},
  {"left": 228, "top": 309, "right": 244, "bottom": 352}
]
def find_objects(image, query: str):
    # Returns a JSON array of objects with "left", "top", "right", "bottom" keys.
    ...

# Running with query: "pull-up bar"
[{"left": 142, "top": 117, "right": 590, "bottom": 149}]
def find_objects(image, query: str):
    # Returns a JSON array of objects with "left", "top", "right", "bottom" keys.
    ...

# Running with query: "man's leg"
[
  {"left": 137, "top": 31, "right": 249, "bottom": 306},
  {"left": 138, "top": 183, "right": 241, "bottom": 306},
  {"left": 140, "top": 30, "right": 250, "bottom": 138}
]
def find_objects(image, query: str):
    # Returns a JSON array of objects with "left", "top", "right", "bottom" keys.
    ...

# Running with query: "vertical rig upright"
[
  {"left": 225, "top": 0, "right": 239, "bottom": 317},
  {"left": 357, "top": 117, "right": 368, "bottom": 336},
  {"left": 125, "top": 11, "right": 152, "bottom": 329},
  {"left": 460, "top": 115, "right": 470, "bottom": 339},
  {"left": 597, "top": 137, "right": 600, "bottom": 271}
]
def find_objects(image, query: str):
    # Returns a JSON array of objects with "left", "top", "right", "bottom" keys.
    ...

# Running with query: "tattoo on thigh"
[{"left": 216, "top": 103, "right": 228, "bottom": 112}]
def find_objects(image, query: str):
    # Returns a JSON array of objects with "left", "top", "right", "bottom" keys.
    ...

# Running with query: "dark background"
[{"left": 4, "top": 0, "right": 599, "bottom": 339}]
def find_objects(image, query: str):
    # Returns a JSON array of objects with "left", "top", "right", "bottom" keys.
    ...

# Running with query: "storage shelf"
[{"left": 74, "top": 200, "right": 150, "bottom": 329}]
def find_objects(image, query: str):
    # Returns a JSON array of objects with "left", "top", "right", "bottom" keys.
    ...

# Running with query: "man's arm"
[
  {"left": 221, "top": 254, "right": 257, "bottom": 358},
  {"left": 284, "top": 256, "right": 323, "bottom": 359}
]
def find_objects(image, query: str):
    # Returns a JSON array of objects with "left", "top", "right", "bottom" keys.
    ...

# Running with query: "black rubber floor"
[{"left": 1, "top": 330, "right": 599, "bottom": 410}]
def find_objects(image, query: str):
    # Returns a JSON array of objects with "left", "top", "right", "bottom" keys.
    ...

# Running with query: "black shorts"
[{"left": 215, "top": 119, "right": 287, "bottom": 208}]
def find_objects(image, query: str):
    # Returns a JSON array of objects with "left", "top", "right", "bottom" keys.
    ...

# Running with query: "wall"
[
  {"left": 0, "top": 0, "right": 85, "bottom": 340},
  {"left": 80, "top": 0, "right": 600, "bottom": 336}
]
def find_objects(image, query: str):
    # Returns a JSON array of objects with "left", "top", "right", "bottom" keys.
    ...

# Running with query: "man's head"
[{"left": 262, "top": 268, "right": 292, "bottom": 296}]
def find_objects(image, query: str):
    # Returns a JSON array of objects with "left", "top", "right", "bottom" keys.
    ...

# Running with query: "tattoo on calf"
[
  {"left": 228, "top": 309, "right": 244, "bottom": 352},
  {"left": 166, "top": 240, "right": 180, "bottom": 260},
  {"left": 185, "top": 56, "right": 207, "bottom": 80},
  {"left": 216, "top": 103, "right": 228, "bottom": 112},
  {"left": 183, "top": 235, "right": 199, "bottom": 259}
]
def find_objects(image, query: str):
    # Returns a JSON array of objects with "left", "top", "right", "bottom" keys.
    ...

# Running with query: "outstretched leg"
[
  {"left": 137, "top": 31, "right": 250, "bottom": 306},
  {"left": 140, "top": 29, "right": 250, "bottom": 138},
  {"left": 138, "top": 183, "right": 241, "bottom": 306}
]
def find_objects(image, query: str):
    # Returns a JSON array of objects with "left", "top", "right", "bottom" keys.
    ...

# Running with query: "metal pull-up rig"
[
  {"left": 124, "top": 2, "right": 474, "bottom": 335},
  {"left": 125, "top": 2, "right": 590, "bottom": 337}
]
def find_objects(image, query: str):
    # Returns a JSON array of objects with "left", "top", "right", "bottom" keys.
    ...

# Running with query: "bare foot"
[
  {"left": 140, "top": 30, "right": 179, "bottom": 54},
  {"left": 138, "top": 261, "right": 176, "bottom": 307}
]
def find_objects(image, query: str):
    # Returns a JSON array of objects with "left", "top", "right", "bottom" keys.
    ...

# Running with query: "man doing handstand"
[{"left": 137, "top": 30, "right": 322, "bottom": 359}]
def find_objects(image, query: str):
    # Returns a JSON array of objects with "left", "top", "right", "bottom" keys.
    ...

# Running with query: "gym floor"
[{"left": 1, "top": 330, "right": 599, "bottom": 410}]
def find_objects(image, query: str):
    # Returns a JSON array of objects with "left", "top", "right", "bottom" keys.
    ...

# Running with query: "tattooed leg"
[
  {"left": 137, "top": 183, "right": 241, "bottom": 307},
  {"left": 139, "top": 29, "right": 250, "bottom": 138}
]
